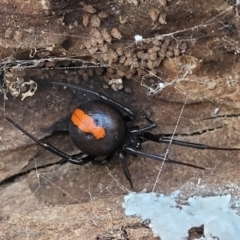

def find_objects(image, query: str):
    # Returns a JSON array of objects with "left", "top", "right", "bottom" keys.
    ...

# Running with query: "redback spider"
[{"left": 4, "top": 82, "right": 240, "bottom": 188}]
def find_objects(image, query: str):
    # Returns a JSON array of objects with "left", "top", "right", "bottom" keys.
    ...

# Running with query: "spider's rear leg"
[{"left": 4, "top": 116, "right": 92, "bottom": 165}]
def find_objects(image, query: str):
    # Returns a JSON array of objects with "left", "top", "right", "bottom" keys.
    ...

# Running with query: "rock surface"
[{"left": 1, "top": 0, "right": 240, "bottom": 239}]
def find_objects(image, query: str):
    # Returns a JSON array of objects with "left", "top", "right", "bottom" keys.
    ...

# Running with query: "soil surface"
[{"left": 1, "top": 0, "right": 240, "bottom": 239}]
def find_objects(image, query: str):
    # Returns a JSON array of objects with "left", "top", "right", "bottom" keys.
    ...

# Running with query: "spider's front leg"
[
  {"left": 118, "top": 150, "right": 133, "bottom": 188},
  {"left": 143, "top": 132, "right": 240, "bottom": 151},
  {"left": 91, "top": 151, "right": 134, "bottom": 188}
]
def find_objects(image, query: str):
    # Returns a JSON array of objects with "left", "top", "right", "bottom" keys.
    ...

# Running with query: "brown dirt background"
[{"left": 1, "top": 0, "right": 240, "bottom": 239}]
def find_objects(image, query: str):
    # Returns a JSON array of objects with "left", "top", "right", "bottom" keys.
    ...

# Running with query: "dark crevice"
[
  {"left": 0, "top": 125, "right": 226, "bottom": 186},
  {"left": 1, "top": 129, "right": 70, "bottom": 153},
  {"left": 0, "top": 158, "right": 67, "bottom": 187},
  {"left": 0, "top": 131, "right": 72, "bottom": 186},
  {"left": 201, "top": 113, "right": 240, "bottom": 120},
  {"left": 0, "top": 119, "right": 232, "bottom": 186},
  {"left": 163, "top": 125, "right": 224, "bottom": 137}
]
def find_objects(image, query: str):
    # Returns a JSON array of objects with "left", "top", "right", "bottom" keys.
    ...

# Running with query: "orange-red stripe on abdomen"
[{"left": 71, "top": 108, "right": 106, "bottom": 139}]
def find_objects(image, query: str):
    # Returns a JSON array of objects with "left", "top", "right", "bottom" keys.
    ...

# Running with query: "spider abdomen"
[{"left": 69, "top": 100, "right": 127, "bottom": 156}]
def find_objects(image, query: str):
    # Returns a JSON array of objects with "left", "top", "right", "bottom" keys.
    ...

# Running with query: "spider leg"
[
  {"left": 52, "top": 82, "right": 136, "bottom": 120},
  {"left": 118, "top": 150, "right": 133, "bottom": 188},
  {"left": 123, "top": 145, "right": 205, "bottom": 170},
  {"left": 142, "top": 132, "right": 240, "bottom": 151},
  {"left": 4, "top": 116, "right": 91, "bottom": 165},
  {"left": 129, "top": 122, "right": 157, "bottom": 134},
  {"left": 129, "top": 117, "right": 157, "bottom": 134},
  {"left": 90, "top": 151, "right": 133, "bottom": 187}
]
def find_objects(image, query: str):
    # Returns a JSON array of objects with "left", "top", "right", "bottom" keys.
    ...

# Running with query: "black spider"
[{"left": 4, "top": 82, "right": 240, "bottom": 188}]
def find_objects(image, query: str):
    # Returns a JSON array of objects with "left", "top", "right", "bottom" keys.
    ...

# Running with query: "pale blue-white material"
[{"left": 123, "top": 190, "right": 240, "bottom": 240}]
